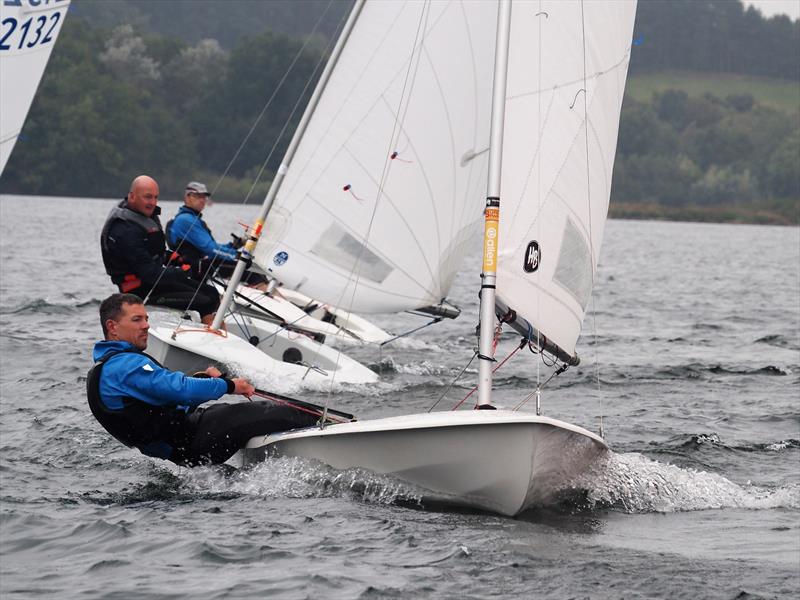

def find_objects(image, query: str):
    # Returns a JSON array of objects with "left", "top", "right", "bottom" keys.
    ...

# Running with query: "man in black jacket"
[{"left": 100, "top": 175, "right": 221, "bottom": 326}]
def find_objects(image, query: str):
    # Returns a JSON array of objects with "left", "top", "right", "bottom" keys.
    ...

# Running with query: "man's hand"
[
  {"left": 232, "top": 378, "right": 255, "bottom": 398},
  {"left": 204, "top": 366, "right": 223, "bottom": 378},
  {"left": 231, "top": 234, "right": 246, "bottom": 249}
]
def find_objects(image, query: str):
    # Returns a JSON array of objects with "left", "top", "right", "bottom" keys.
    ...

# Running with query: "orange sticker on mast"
[{"left": 482, "top": 207, "right": 499, "bottom": 273}]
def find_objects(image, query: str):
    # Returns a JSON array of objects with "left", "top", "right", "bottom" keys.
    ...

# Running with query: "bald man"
[{"left": 100, "top": 175, "right": 222, "bottom": 325}]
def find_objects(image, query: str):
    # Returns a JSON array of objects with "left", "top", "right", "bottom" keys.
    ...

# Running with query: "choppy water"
[{"left": 1, "top": 195, "right": 798, "bottom": 599}]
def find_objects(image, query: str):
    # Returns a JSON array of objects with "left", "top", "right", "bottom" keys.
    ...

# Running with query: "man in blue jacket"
[
  {"left": 166, "top": 181, "right": 269, "bottom": 290},
  {"left": 88, "top": 293, "right": 317, "bottom": 466}
]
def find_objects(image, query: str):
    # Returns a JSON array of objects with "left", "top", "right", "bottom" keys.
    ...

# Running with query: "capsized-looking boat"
[{"left": 237, "top": 0, "right": 636, "bottom": 516}]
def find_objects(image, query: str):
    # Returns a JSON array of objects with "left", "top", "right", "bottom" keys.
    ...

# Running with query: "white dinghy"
[
  {"left": 239, "top": 0, "right": 637, "bottom": 516},
  {"left": 145, "top": 309, "right": 379, "bottom": 386},
  {"left": 213, "top": 281, "right": 392, "bottom": 344},
  {"left": 0, "top": 0, "right": 70, "bottom": 175}
]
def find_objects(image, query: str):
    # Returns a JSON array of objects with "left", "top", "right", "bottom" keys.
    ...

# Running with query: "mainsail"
[
  {"left": 253, "top": 0, "right": 498, "bottom": 314},
  {"left": 0, "top": 0, "right": 70, "bottom": 176},
  {"left": 495, "top": 0, "right": 636, "bottom": 362}
]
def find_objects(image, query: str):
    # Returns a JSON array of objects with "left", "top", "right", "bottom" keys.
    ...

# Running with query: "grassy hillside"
[{"left": 627, "top": 70, "right": 800, "bottom": 115}]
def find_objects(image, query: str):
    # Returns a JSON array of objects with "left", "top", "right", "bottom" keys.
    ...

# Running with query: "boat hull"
[
  {"left": 243, "top": 410, "right": 607, "bottom": 516},
  {"left": 145, "top": 310, "right": 378, "bottom": 385}
]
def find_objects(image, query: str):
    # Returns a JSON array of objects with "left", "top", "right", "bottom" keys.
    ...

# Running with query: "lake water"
[{"left": 1, "top": 195, "right": 798, "bottom": 598}]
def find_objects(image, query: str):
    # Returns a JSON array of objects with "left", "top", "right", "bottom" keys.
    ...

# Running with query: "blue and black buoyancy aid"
[
  {"left": 100, "top": 200, "right": 167, "bottom": 289},
  {"left": 165, "top": 206, "right": 211, "bottom": 266},
  {"left": 86, "top": 350, "right": 194, "bottom": 459}
]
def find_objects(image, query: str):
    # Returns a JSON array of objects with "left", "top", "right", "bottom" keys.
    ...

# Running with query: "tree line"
[
  {"left": 632, "top": 0, "right": 799, "bottom": 80},
  {"left": 0, "top": 1, "right": 797, "bottom": 223}
]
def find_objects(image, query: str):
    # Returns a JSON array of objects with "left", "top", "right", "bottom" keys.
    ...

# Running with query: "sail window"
[
  {"left": 553, "top": 218, "right": 592, "bottom": 310},
  {"left": 310, "top": 223, "right": 392, "bottom": 284}
]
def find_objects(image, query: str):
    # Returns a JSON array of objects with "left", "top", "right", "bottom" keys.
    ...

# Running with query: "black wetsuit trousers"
[{"left": 168, "top": 401, "right": 319, "bottom": 467}]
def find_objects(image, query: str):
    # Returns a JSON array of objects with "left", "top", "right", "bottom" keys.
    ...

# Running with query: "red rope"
[
  {"left": 451, "top": 344, "right": 523, "bottom": 410},
  {"left": 252, "top": 390, "right": 348, "bottom": 423}
]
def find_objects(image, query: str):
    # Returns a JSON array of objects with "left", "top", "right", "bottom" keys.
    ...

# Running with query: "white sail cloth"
[
  {"left": 0, "top": 0, "right": 70, "bottom": 175},
  {"left": 253, "top": 0, "right": 497, "bottom": 314},
  {"left": 496, "top": 0, "right": 636, "bottom": 359}
]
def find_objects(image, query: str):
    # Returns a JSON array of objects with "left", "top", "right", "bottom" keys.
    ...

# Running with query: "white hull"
[
  {"left": 243, "top": 410, "right": 607, "bottom": 516},
  {"left": 221, "top": 284, "right": 368, "bottom": 343},
  {"left": 276, "top": 287, "right": 392, "bottom": 344},
  {"left": 145, "top": 311, "right": 378, "bottom": 385},
  {"left": 224, "top": 313, "right": 378, "bottom": 383}
]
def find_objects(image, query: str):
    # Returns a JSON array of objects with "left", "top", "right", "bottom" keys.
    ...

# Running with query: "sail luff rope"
[{"left": 579, "top": 0, "right": 604, "bottom": 437}]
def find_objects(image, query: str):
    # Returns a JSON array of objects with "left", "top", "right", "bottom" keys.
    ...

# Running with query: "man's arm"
[
  {"left": 172, "top": 214, "right": 238, "bottom": 262},
  {"left": 117, "top": 355, "right": 229, "bottom": 408}
]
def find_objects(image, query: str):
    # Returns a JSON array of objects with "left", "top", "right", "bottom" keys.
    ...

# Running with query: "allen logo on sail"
[{"left": 523, "top": 240, "right": 540, "bottom": 273}]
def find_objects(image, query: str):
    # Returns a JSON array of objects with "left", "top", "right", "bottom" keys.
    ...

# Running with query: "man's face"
[
  {"left": 106, "top": 302, "right": 149, "bottom": 350},
  {"left": 185, "top": 192, "right": 209, "bottom": 212},
  {"left": 127, "top": 180, "right": 159, "bottom": 217}
]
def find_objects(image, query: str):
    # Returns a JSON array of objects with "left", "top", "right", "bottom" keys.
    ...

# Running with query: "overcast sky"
[{"left": 744, "top": 0, "right": 800, "bottom": 20}]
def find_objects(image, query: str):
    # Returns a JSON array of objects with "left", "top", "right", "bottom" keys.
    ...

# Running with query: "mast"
[
  {"left": 477, "top": 0, "right": 512, "bottom": 408},
  {"left": 211, "top": 0, "right": 366, "bottom": 331}
]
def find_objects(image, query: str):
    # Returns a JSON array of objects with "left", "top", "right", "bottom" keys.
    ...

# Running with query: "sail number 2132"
[{"left": 0, "top": 3, "right": 65, "bottom": 52}]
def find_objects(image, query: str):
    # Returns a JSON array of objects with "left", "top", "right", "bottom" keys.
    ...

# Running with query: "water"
[{"left": 1, "top": 195, "right": 798, "bottom": 598}]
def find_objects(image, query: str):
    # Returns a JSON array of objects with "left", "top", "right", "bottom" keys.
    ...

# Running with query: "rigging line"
[
  {"left": 579, "top": 0, "right": 603, "bottom": 437},
  {"left": 237, "top": 5, "right": 349, "bottom": 207},
  {"left": 451, "top": 341, "right": 525, "bottom": 411},
  {"left": 147, "top": 7, "right": 346, "bottom": 324},
  {"left": 320, "top": 0, "right": 433, "bottom": 410},
  {"left": 276, "top": 2, "right": 411, "bottom": 207},
  {"left": 210, "top": 0, "right": 339, "bottom": 200},
  {"left": 513, "top": 362, "right": 568, "bottom": 411},
  {"left": 428, "top": 349, "right": 478, "bottom": 413},
  {"left": 379, "top": 317, "right": 442, "bottom": 348},
  {"left": 536, "top": 0, "right": 543, "bottom": 406},
  {"left": 209, "top": 275, "right": 348, "bottom": 345}
]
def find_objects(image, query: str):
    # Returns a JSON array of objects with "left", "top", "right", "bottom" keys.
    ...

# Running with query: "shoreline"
[
  {"left": 609, "top": 202, "right": 799, "bottom": 226},
  {"left": 1, "top": 193, "right": 798, "bottom": 227}
]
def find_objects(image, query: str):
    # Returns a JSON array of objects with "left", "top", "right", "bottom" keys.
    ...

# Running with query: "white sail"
[
  {"left": 0, "top": 0, "right": 70, "bottom": 176},
  {"left": 253, "top": 0, "right": 497, "bottom": 314},
  {"left": 496, "top": 0, "right": 636, "bottom": 360}
]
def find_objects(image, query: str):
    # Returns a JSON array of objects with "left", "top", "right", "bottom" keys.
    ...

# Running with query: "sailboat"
[
  {"left": 150, "top": 0, "right": 499, "bottom": 385},
  {"left": 231, "top": 0, "right": 637, "bottom": 516},
  {"left": 0, "top": 0, "right": 70, "bottom": 176}
]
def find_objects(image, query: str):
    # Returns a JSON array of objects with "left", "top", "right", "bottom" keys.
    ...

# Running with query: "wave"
[
  {"left": 659, "top": 433, "right": 800, "bottom": 454},
  {"left": 755, "top": 334, "right": 800, "bottom": 351},
  {"left": 0, "top": 297, "right": 100, "bottom": 316},
  {"left": 179, "top": 457, "right": 425, "bottom": 508},
  {"left": 565, "top": 451, "right": 800, "bottom": 513},
  {"left": 167, "top": 450, "right": 800, "bottom": 517}
]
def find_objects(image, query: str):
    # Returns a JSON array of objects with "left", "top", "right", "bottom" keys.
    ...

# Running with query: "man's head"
[
  {"left": 127, "top": 175, "right": 159, "bottom": 218},
  {"left": 100, "top": 293, "right": 149, "bottom": 350},
  {"left": 184, "top": 181, "right": 210, "bottom": 212}
]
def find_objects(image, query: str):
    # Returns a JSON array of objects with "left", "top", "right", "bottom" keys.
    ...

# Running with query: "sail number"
[
  {"left": 3, "top": 1, "right": 67, "bottom": 6},
  {"left": 0, "top": 10, "right": 61, "bottom": 50}
]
